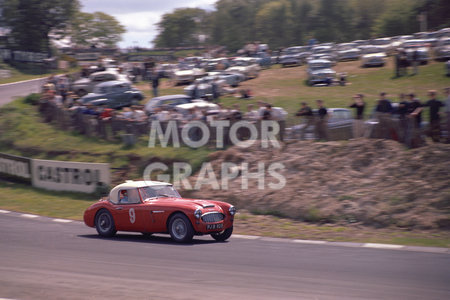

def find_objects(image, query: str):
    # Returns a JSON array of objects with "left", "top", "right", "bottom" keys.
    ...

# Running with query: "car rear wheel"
[
  {"left": 210, "top": 226, "right": 233, "bottom": 242},
  {"left": 168, "top": 213, "right": 194, "bottom": 243},
  {"left": 76, "top": 89, "right": 87, "bottom": 97},
  {"left": 95, "top": 209, "right": 117, "bottom": 237}
]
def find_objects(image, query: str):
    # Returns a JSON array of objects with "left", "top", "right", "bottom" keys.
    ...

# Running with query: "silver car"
[
  {"left": 307, "top": 59, "right": 336, "bottom": 86},
  {"left": 72, "top": 70, "right": 130, "bottom": 97},
  {"left": 434, "top": 37, "right": 450, "bottom": 61}
]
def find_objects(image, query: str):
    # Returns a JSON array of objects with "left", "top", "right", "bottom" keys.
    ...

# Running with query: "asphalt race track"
[
  {"left": 0, "top": 78, "right": 46, "bottom": 107},
  {"left": 0, "top": 211, "right": 449, "bottom": 300}
]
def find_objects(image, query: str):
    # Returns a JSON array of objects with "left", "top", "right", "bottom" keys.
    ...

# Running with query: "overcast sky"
[{"left": 80, "top": 0, "right": 217, "bottom": 48}]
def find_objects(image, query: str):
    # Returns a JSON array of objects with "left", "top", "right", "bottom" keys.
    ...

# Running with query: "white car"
[
  {"left": 434, "top": 37, "right": 450, "bottom": 61},
  {"left": 225, "top": 57, "right": 261, "bottom": 80},
  {"left": 336, "top": 43, "right": 361, "bottom": 61},
  {"left": 360, "top": 46, "right": 387, "bottom": 67},
  {"left": 172, "top": 66, "right": 206, "bottom": 85},
  {"left": 71, "top": 70, "right": 130, "bottom": 97}
]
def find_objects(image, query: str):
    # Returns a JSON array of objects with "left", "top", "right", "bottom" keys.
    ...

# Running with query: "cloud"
[{"left": 80, "top": 0, "right": 216, "bottom": 48}]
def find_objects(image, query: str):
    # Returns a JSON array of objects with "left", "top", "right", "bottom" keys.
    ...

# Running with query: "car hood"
[
  {"left": 362, "top": 53, "right": 386, "bottom": 58},
  {"left": 145, "top": 197, "right": 225, "bottom": 212},
  {"left": 310, "top": 68, "right": 336, "bottom": 76},
  {"left": 81, "top": 92, "right": 106, "bottom": 103},
  {"left": 280, "top": 54, "right": 300, "bottom": 60},
  {"left": 73, "top": 78, "right": 90, "bottom": 85},
  {"left": 405, "top": 47, "right": 428, "bottom": 53},
  {"left": 174, "top": 69, "right": 194, "bottom": 76}
]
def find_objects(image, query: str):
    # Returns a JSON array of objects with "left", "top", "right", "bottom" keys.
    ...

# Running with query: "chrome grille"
[{"left": 201, "top": 212, "right": 224, "bottom": 223}]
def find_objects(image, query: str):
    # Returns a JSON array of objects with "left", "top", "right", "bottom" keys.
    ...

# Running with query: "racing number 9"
[{"left": 129, "top": 208, "right": 136, "bottom": 224}]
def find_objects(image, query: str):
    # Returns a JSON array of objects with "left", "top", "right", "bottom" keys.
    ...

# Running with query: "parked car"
[
  {"left": 371, "top": 37, "right": 395, "bottom": 55},
  {"left": 226, "top": 57, "right": 261, "bottom": 79},
  {"left": 307, "top": 59, "right": 336, "bottom": 86},
  {"left": 310, "top": 45, "right": 338, "bottom": 64},
  {"left": 336, "top": 43, "right": 361, "bottom": 61},
  {"left": 83, "top": 180, "right": 236, "bottom": 243},
  {"left": 434, "top": 37, "right": 450, "bottom": 61},
  {"left": 207, "top": 71, "right": 244, "bottom": 87},
  {"left": 279, "top": 46, "right": 306, "bottom": 67},
  {"left": 174, "top": 101, "right": 220, "bottom": 117},
  {"left": 360, "top": 46, "right": 387, "bottom": 67},
  {"left": 79, "top": 81, "right": 144, "bottom": 108},
  {"left": 401, "top": 39, "right": 430, "bottom": 64},
  {"left": 72, "top": 70, "right": 130, "bottom": 97},
  {"left": 145, "top": 94, "right": 193, "bottom": 114},
  {"left": 184, "top": 77, "right": 226, "bottom": 99},
  {"left": 287, "top": 108, "right": 353, "bottom": 140},
  {"left": 172, "top": 65, "right": 206, "bottom": 85}
]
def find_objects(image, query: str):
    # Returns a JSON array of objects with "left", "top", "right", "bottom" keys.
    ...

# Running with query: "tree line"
[
  {"left": 153, "top": 0, "right": 450, "bottom": 52},
  {"left": 0, "top": 0, "right": 125, "bottom": 55}
]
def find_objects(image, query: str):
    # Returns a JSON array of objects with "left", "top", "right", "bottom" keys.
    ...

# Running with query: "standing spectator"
[
  {"left": 261, "top": 104, "right": 273, "bottom": 120},
  {"left": 399, "top": 49, "right": 409, "bottom": 76},
  {"left": 375, "top": 92, "right": 393, "bottom": 139},
  {"left": 244, "top": 104, "right": 259, "bottom": 122},
  {"left": 411, "top": 49, "right": 419, "bottom": 75},
  {"left": 295, "top": 102, "right": 314, "bottom": 140},
  {"left": 315, "top": 99, "right": 328, "bottom": 141},
  {"left": 211, "top": 77, "right": 220, "bottom": 101},
  {"left": 394, "top": 49, "right": 401, "bottom": 77},
  {"left": 349, "top": 94, "right": 366, "bottom": 138},
  {"left": 423, "top": 90, "right": 444, "bottom": 142},
  {"left": 445, "top": 87, "right": 450, "bottom": 143},
  {"left": 396, "top": 93, "right": 410, "bottom": 143},
  {"left": 405, "top": 93, "right": 423, "bottom": 148},
  {"left": 150, "top": 68, "right": 160, "bottom": 97},
  {"left": 56, "top": 76, "right": 68, "bottom": 106}
]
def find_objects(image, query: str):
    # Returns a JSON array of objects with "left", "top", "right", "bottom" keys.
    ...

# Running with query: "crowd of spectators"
[{"left": 38, "top": 70, "right": 449, "bottom": 148}]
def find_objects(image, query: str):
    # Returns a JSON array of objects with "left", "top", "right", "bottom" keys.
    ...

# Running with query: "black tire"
[
  {"left": 76, "top": 89, "right": 87, "bottom": 97},
  {"left": 131, "top": 97, "right": 140, "bottom": 106},
  {"left": 168, "top": 213, "right": 194, "bottom": 243},
  {"left": 210, "top": 226, "right": 233, "bottom": 242},
  {"left": 95, "top": 209, "right": 117, "bottom": 237}
]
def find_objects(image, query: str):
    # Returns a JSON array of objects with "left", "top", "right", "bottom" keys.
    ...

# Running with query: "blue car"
[{"left": 80, "top": 81, "right": 144, "bottom": 109}]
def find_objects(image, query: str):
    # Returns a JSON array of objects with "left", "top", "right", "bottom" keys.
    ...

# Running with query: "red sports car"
[{"left": 84, "top": 180, "right": 236, "bottom": 243}]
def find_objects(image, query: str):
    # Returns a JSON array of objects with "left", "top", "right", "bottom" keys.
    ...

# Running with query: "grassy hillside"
[{"left": 138, "top": 58, "right": 449, "bottom": 125}]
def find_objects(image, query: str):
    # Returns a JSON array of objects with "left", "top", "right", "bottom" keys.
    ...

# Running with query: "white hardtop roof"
[{"left": 109, "top": 180, "right": 171, "bottom": 202}]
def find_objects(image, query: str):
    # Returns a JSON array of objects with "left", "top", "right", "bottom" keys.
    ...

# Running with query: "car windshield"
[
  {"left": 403, "top": 41, "right": 425, "bottom": 48},
  {"left": 309, "top": 62, "right": 332, "bottom": 69},
  {"left": 372, "top": 39, "right": 391, "bottom": 45},
  {"left": 93, "top": 86, "right": 109, "bottom": 94},
  {"left": 362, "top": 47, "right": 384, "bottom": 54},
  {"left": 282, "top": 48, "right": 301, "bottom": 55},
  {"left": 139, "top": 185, "right": 181, "bottom": 200}
]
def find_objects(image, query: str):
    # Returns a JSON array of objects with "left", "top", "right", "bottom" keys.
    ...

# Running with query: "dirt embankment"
[{"left": 186, "top": 139, "right": 450, "bottom": 230}]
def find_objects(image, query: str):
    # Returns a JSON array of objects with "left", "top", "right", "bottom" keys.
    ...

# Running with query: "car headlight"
[
  {"left": 229, "top": 206, "right": 236, "bottom": 216},
  {"left": 194, "top": 208, "right": 202, "bottom": 219}
]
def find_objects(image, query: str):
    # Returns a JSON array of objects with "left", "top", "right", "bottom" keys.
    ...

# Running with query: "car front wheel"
[
  {"left": 210, "top": 226, "right": 233, "bottom": 242},
  {"left": 168, "top": 213, "right": 194, "bottom": 243},
  {"left": 95, "top": 209, "right": 117, "bottom": 237}
]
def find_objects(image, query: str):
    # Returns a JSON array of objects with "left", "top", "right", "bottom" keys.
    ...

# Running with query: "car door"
[{"left": 113, "top": 188, "right": 150, "bottom": 232}]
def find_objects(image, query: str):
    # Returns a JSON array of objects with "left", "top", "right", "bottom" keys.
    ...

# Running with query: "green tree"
[
  {"left": 1, "top": 0, "right": 80, "bottom": 54},
  {"left": 372, "top": 0, "right": 421, "bottom": 37},
  {"left": 153, "top": 8, "right": 208, "bottom": 48},
  {"left": 255, "top": 0, "right": 296, "bottom": 49},
  {"left": 70, "top": 12, "right": 125, "bottom": 48}
]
